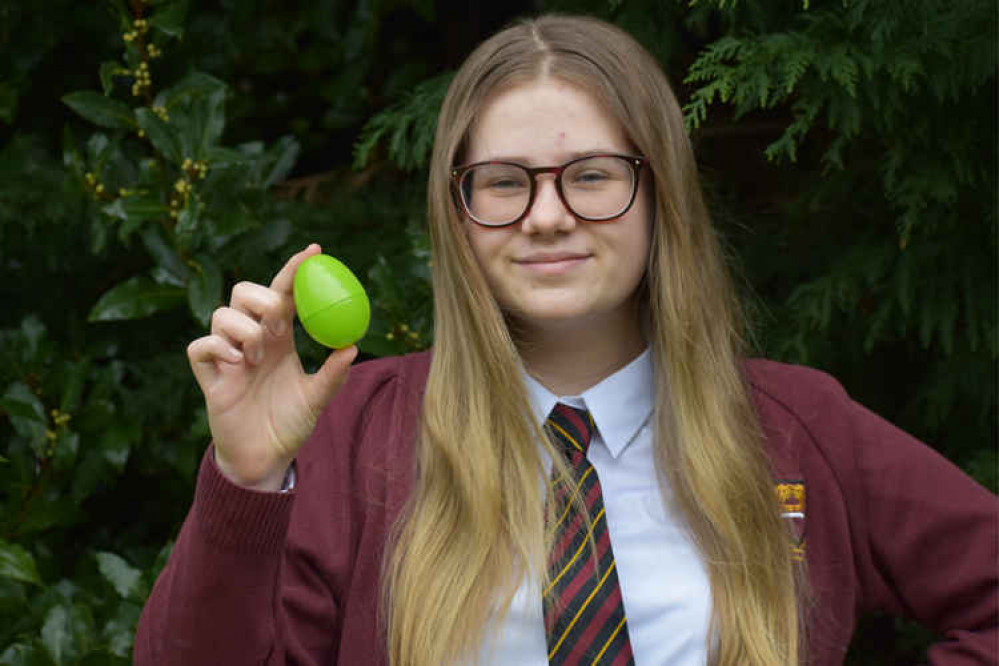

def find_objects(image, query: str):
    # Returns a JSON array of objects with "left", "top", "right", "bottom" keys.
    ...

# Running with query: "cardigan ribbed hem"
[{"left": 193, "top": 445, "right": 295, "bottom": 554}]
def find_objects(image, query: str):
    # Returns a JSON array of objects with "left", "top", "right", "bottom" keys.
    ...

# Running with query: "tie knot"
[{"left": 546, "top": 402, "right": 596, "bottom": 458}]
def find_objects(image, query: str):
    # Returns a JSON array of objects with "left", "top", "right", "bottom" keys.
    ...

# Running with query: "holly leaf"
[
  {"left": 95, "top": 552, "right": 142, "bottom": 599},
  {"left": 62, "top": 92, "right": 136, "bottom": 130},
  {"left": 149, "top": 0, "right": 189, "bottom": 38},
  {"left": 88, "top": 276, "right": 186, "bottom": 321},
  {"left": 41, "top": 603, "right": 93, "bottom": 665},
  {"left": 0, "top": 540, "right": 41, "bottom": 585},
  {"left": 102, "top": 195, "right": 170, "bottom": 224},
  {"left": 135, "top": 107, "right": 183, "bottom": 164},
  {"left": 187, "top": 253, "right": 223, "bottom": 327},
  {"left": 99, "top": 62, "right": 127, "bottom": 96}
]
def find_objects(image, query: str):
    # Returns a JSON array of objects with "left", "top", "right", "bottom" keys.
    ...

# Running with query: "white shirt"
[{"left": 477, "top": 348, "right": 711, "bottom": 665}]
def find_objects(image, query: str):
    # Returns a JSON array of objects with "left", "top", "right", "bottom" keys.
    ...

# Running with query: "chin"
[{"left": 505, "top": 302, "right": 603, "bottom": 329}]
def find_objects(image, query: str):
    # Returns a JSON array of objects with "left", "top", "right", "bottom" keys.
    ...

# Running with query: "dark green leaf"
[
  {"left": 175, "top": 193, "right": 201, "bottom": 236},
  {"left": 51, "top": 431, "right": 80, "bottom": 472},
  {"left": 155, "top": 72, "right": 227, "bottom": 158},
  {"left": 62, "top": 91, "right": 135, "bottom": 130},
  {"left": 1, "top": 382, "right": 47, "bottom": 451},
  {"left": 156, "top": 71, "right": 226, "bottom": 112},
  {"left": 135, "top": 108, "right": 183, "bottom": 164},
  {"left": 41, "top": 603, "right": 93, "bottom": 665},
  {"left": 61, "top": 124, "right": 83, "bottom": 172},
  {"left": 149, "top": 0, "right": 189, "bottom": 38},
  {"left": 0, "top": 643, "right": 44, "bottom": 666},
  {"left": 60, "top": 358, "right": 92, "bottom": 413},
  {"left": 88, "top": 276, "right": 186, "bottom": 322},
  {"left": 21, "top": 315, "right": 46, "bottom": 360},
  {"left": 206, "top": 146, "right": 249, "bottom": 168},
  {"left": 141, "top": 226, "right": 190, "bottom": 283},
  {"left": 187, "top": 254, "right": 223, "bottom": 327},
  {"left": 102, "top": 602, "right": 141, "bottom": 657},
  {"left": 95, "top": 552, "right": 141, "bottom": 599},
  {"left": 99, "top": 62, "right": 126, "bottom": 96},
  {"left": 70, "top": 450, "right": 111, "bottom": 504},
  {"left": 187, "top": 88, "right": 226, "bottom": 158},
  {"left": 16, "top": 497, "right": 83, "bottom": 535},
  {"left": 86, "top": 133, "right": 110, "bottom": 164},
  {"left": 107, "top": 0, "right": 130, "bottom": 24},
  {"left": 100, "top": 425, "right": 133, "bottom": 470},
  {"left": 101, "top": 195, "right": 170, "bottom": 224},
  {"left": 0, "top": 540, "right": 41, "bottom": 585},
  {"left": 262, "top": 136, "right": 300, "bottom": 188}
]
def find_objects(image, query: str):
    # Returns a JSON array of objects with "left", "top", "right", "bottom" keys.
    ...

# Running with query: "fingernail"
[
  {"left": 271, "top": 319, "right": 286, "bottom": 336},
  {"left": 253, "top": 348, "right": 264, "bottom": 365},
  {"left": 229, "top": 348, "right": 243, "bottom": 361}
]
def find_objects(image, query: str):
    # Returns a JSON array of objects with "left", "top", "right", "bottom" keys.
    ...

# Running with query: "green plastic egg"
[{"left": 293, "top": 255, "right": 370, "bottom": 349}]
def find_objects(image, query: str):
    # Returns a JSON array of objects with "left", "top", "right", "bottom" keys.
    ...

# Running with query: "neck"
[{"left": 514, "top": 302, "right": 647, "bottom": 396}]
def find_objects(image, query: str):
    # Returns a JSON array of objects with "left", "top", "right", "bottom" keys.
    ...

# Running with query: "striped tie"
[{"left": 544, "top": 403, "right": 636, "bottom": 665}]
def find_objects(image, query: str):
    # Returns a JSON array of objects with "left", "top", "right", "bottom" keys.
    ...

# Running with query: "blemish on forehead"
[{"left": 558, "top": 131, "right": 565, "bottom": 142}]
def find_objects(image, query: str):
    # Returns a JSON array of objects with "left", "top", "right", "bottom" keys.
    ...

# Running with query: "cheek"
[{"left": 465, "top": 223, "right": 506, "bottom": 265}]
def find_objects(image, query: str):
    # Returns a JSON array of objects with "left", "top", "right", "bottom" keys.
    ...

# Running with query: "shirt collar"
[{"left": 523, "top": 347, "right": 654, "bottom": 459}]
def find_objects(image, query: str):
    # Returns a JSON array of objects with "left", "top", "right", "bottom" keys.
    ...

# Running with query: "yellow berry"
[{"left": 386, "top": 332, "right": 395, "bottom": 340}]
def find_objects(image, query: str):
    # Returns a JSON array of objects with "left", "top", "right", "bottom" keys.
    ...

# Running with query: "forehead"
[{"left": 466, "top": 78, "right": 630, "bottom": 164}]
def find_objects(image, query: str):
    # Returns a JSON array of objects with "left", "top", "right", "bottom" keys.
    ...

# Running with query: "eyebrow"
[{"left": 475, "top": 148, "right": 625, "bottom": 164}]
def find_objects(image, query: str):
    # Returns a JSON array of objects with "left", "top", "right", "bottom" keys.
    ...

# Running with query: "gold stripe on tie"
[
  {"left": 544, "top": 507, "right": 606, "bottom": 596},
  {"left": 548, "top": 560, "right": 619, "bottom": 660}
]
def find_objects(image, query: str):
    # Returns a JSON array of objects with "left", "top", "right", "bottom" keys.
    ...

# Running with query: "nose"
[{"left": 520, "top": 175, "right": 576, "bottom": 235}]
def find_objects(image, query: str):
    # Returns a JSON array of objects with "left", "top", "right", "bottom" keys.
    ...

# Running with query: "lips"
[
  {"left": 513, "top": 251, "right": 591, "bottom": 275},
  {"left": 515, "top": 252, "right": 591, "bottom": 264}
]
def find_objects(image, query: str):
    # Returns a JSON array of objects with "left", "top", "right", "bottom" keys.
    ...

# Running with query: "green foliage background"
[{"left": 1, "top": 0, "right": 994, "bottom": 663}]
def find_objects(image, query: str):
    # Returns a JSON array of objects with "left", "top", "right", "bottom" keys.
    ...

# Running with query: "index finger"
[{"left": 270, "top": 243, "right": 323, "bottom": 296}]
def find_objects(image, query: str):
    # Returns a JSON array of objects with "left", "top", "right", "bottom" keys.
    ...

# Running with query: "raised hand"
[{"left": 186, "top": 244, "right": 358, "bottom": 491}]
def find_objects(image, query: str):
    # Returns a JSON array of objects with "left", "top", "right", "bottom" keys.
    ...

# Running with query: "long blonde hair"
[{"left": 382, "top": 14, "right": 802, "bottom": 666}]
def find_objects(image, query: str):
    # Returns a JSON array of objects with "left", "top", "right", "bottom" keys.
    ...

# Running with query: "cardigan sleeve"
[
  {"left": 843, "top": 395, "right": 998, "bottom": 665},
  {"left": 133, "top": 352, "right": 426, "bottom": 666},
  {"left": 133, "top": 446, "right": 297, "bottom": 665},
  {"left": 747, "top": 359, "right": 997, "bottom": 665}
]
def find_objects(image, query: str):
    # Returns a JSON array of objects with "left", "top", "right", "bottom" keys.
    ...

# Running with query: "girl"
[{"left": 135, "top": 14, "right": 997, "bottom": 666}]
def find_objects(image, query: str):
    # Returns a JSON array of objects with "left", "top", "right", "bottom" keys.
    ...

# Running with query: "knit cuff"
[{"left": 192, "top": 445, "right": 296, "bottom": 554}]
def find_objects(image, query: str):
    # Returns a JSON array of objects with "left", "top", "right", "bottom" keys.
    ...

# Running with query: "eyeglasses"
[{"left": 450, "top": 153, "right": 647, "bottom": 227}]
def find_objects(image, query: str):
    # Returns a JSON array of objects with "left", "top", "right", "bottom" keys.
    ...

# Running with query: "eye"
[
  {"left": 573, "top": 170, "right": 610, "bottom": 184},
  {"left": 486, "top": 177, "right": 527, "bottom": 190}
]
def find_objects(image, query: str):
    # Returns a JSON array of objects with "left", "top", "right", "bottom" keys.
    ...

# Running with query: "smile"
[{"left": 514, "top": 253, "right": 591, "bottom": 275}]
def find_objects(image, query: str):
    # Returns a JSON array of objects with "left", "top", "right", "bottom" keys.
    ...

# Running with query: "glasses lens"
[
  {"left": 562, "top": 156, "right": 636, "bottom": 220},
  {"left": 460, "top": 163, "right": 530, "bottom": 226}
]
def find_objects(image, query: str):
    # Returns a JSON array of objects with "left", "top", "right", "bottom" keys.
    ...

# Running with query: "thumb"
[{"left": 304, "top": 345, "right": 359, "bottom": 412}]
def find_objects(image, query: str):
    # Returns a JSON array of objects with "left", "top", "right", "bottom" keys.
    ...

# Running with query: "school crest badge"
[{"left": 775, "top": 480, "right": 806, "bottom": 562}]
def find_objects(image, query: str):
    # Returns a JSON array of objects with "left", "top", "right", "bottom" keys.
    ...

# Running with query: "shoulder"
[
  {"left": 301, "top": 350, "right": 432, "bottom": 500},
  {"left": 740, "top": 358, "right": 862, "bottom": 481},
  {"left": 319, "top": 349, "right": 432, "bottom": 434},
  {"left": 742, "top": 358, "right": 851, "bottom": 427},
  {"left": 341, "top": 348, "right": 433, "bottom": 394}
]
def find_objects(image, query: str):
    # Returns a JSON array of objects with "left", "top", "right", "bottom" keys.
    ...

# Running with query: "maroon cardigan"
[{"left": 134, "top": 352, "right": 997, "bottom": 665}]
